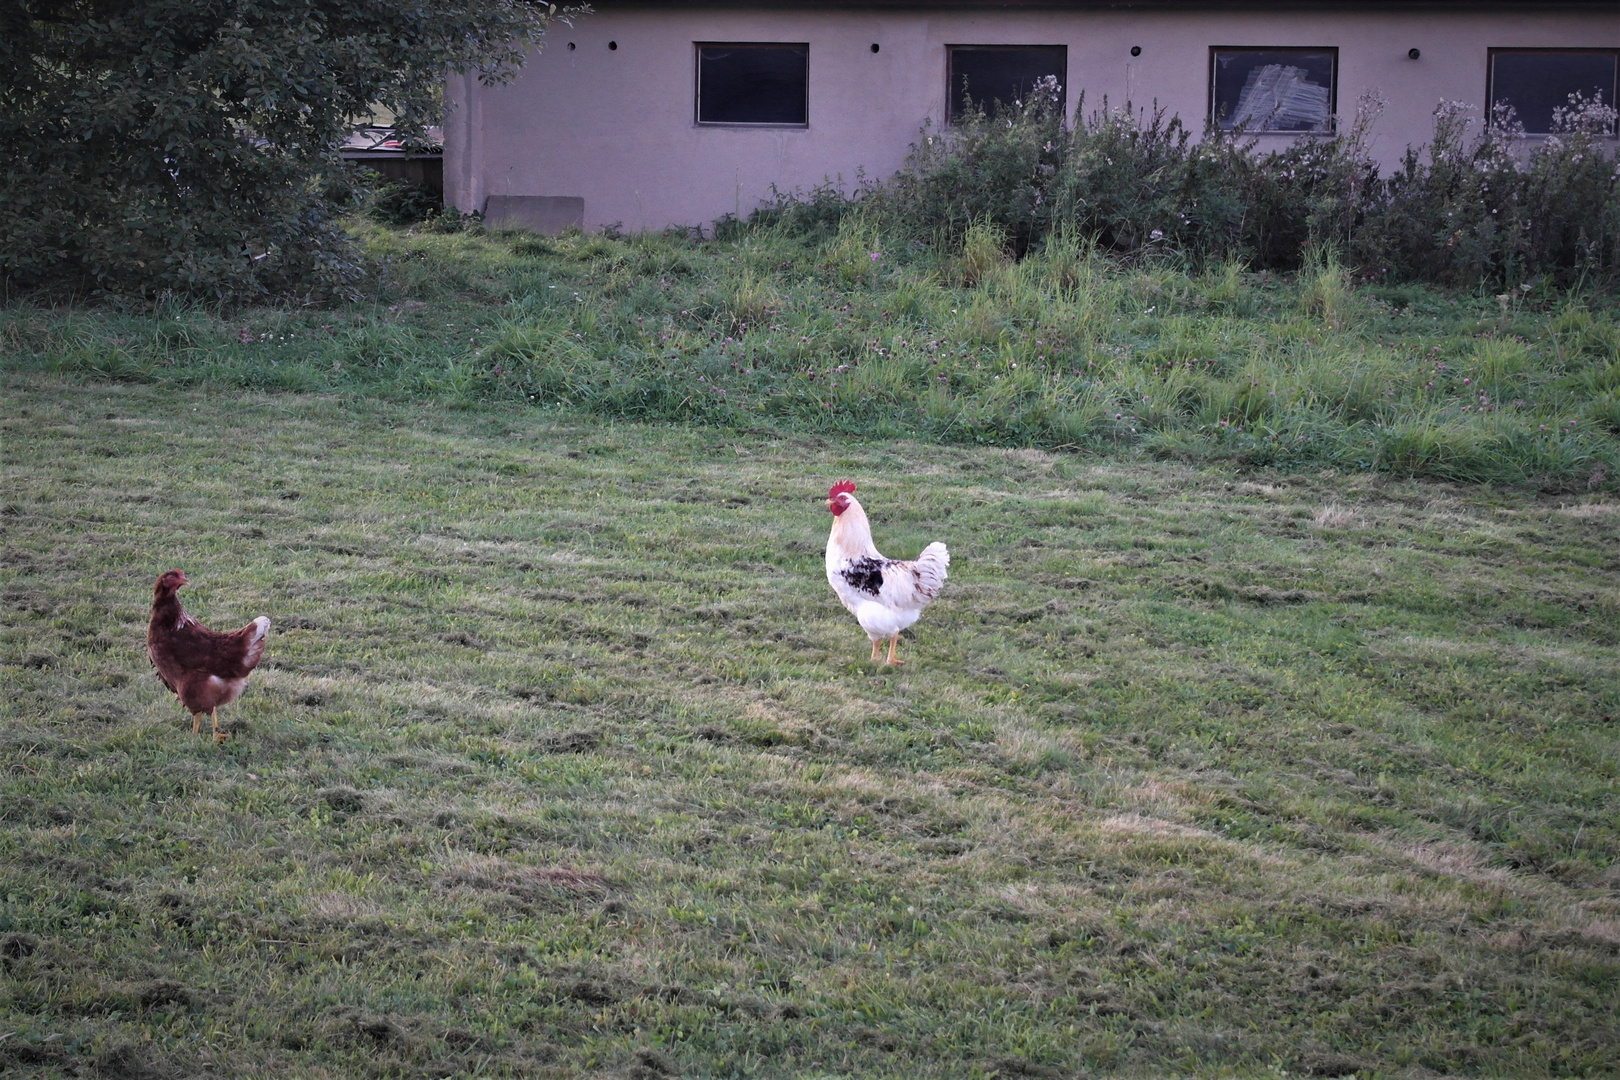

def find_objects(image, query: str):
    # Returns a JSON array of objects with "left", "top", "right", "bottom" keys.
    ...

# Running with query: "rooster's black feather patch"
[{"left": 841, "top": 557, "right": 886, "bottom": 597}]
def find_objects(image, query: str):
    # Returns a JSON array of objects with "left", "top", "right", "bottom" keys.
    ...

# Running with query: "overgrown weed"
[{"left": 3, "top": 216, "right": 1618, "bottom": 492}]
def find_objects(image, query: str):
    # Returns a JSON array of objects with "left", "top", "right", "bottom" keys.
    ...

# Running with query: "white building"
[{"left": 444, "top": 1, "right": 1620, "bottom": 234}]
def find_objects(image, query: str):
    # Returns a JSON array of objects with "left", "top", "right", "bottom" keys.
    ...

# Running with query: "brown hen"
[{"left": 146, "top": 569, "right": 270, "bottom": 743}]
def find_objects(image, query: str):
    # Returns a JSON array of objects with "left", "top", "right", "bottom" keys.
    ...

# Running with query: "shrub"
[
  {"left": 771, "top": 88, "right": 1619, "bottom": 289},
  {"left": 876, "top": 80, "right": 1068, "bottom": 255},
  {"left": 366, "top": 181, "right": 444, "bottom": 228}
]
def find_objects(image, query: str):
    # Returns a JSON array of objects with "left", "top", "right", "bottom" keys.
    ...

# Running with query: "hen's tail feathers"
[
  {"left": 242, "top": 616, "right": 271, "bottom": 672},
  {"left": 915, "top": 542, "right": 950, "bottom": 598}
]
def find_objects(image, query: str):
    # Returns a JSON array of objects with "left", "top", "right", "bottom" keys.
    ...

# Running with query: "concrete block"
[{"left": 483, "top": 195, "right": 585, "bottom": 234}]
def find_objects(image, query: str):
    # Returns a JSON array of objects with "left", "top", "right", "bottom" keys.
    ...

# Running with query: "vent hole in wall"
[
  {"left": 567, "top": 42, "right": 576, "bottom": 51},
  {"left": 870, "top": 43, "right": 880, "bottom": 53},
  {"left": 608, "top": 40, "right": 618, "bottom": 51}
]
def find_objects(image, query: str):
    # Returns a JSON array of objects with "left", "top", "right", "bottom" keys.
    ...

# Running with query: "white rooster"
[{"left": 824, "top": 480, "right": 950, "bottom": 665}]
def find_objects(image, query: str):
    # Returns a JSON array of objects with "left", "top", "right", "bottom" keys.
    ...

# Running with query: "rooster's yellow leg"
[
  {"left": 211, "top": 709, "right": 226, "bottom": 744},
  {"left": 870, "top": 639, "right": 881, "bottom": 662},
  {"left": 886, "top": 636, "right": 903, "bottom": 665}
]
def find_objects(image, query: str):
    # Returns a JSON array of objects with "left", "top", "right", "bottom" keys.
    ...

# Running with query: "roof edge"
[{"left": 609, "top": 1, "right": 1619, "bottom": 9}]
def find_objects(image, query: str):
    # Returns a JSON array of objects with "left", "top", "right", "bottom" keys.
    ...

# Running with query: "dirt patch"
[
  {"left": 438, "top": 858, "right": 612, "bottom": 910},
  {"left": 538, "top": 729, "right": 602, "bottom": 753}
]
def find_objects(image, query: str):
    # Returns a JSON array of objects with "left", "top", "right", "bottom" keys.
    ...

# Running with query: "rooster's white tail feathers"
[{"left": 914, "top": 542, "right": 949, "bottom": 599}]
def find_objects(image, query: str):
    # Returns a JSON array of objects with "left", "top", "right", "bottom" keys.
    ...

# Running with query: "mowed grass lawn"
[{"left": 2, "top": 373, "right": 1618, "bottom": 1079}]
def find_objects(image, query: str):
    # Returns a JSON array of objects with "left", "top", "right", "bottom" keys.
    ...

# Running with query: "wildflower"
[{"left": 869, "top": 252, "right": 881, "bottom": 262}]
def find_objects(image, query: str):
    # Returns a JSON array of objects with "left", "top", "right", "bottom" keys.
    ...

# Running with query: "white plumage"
[{"left": 824, "top": 481, "right": 950, "bottom": 665}]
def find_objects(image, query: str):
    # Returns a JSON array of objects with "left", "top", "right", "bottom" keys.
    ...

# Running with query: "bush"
[
  {"left": 782, "top": 88, "right": 1619, "bottom": 289},
  {"left": 1357, "top": 96, "right": 1620, "bottom": 287},
  {"left": 366, "top": 181, "right": 444, "bottom": 228}
]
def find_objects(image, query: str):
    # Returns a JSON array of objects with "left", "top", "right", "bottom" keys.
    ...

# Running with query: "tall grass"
[{"left": 4, "top": 219, "right": 1618, "bottom": 492}]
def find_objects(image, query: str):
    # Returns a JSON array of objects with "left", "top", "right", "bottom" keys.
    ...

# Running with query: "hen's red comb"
[{"left": 828, "top": 480, "right": 856, "bottom": 499}]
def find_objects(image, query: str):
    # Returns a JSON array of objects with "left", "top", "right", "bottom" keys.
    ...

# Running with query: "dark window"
[
  {"left": 1210, "top": 48, "right": 1336, "bottom": 132},
  {"left": 947, "top": 46, "right": 1067, "bottom": 122},
  {"left": 1489, "top": 50, "right": 1618, "bottom": 134},
  {"left": 696, "top": 43, "right": 808, "bottom": 125}
]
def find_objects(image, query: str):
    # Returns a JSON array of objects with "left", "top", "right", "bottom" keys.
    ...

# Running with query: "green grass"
[
  {"left": 2, "top": 374, "right": 1618, "bottom": 1078},
  {"left": 3, "top": 221, "right": 1618, "bottom": 492}
]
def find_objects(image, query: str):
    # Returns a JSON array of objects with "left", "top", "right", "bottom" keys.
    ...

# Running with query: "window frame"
[
  {"left": 1208, "top": 46, "right": 1339, "bottom": 134},
  {"left": 944, "top": 44, "right": 1069, "bottom": 124},
  {"left": 693, "top": 41, "right": 810, "bottom": 128},
  {"left": 1486, "top": 48, "right": 1620, "bottom": 135}
]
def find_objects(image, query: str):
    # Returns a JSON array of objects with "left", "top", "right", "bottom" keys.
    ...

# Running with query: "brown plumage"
[{"left": 146, "top": 569, "right": 270, "bottom": 744}]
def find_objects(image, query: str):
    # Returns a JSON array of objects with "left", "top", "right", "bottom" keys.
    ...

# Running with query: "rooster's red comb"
[{"left": 828, "top": 480, "right": 856, "bottom": 499}]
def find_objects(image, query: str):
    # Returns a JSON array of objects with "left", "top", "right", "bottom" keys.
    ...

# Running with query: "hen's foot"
[{"left": 886, "top": 636, "right": 904, "bottom": 665}]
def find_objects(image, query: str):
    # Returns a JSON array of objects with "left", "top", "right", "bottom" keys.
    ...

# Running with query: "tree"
[{"left": 0, "top": 1, "right": 579, "bottom": 299}]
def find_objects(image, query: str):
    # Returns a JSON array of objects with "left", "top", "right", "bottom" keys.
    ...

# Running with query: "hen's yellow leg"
[
  {"left": 870, "top": 639, "right": 881, "bottom": 662},
  {"left": 211, "top": 709, "right": 226, "bottom": 744},
  {"left": 191, "top": 712, "right": 202, "bottom": 734},
  {"left": 886, "top": 636, "right": 903, "bottom": 665}
]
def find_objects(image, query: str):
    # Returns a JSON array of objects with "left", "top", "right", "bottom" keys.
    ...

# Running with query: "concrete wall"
[{"left": 445, "top": 4, "right": 1619, "bottom": 233}]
